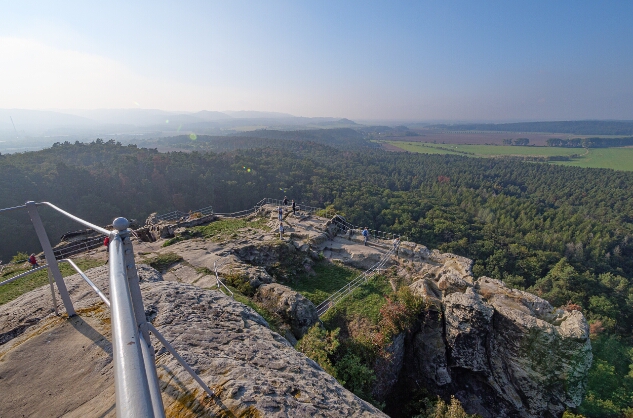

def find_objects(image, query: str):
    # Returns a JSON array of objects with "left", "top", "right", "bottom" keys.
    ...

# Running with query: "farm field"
[
  {"left": 554, "top": 147, "right": 633, "bottom": 171},
  {"left": 385, "top": 141, "right": 633, "bottom": 171}
]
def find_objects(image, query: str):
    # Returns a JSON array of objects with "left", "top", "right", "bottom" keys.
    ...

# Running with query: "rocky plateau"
[{"left": 0, "top": 205, "right": 592, "bottom": 417}]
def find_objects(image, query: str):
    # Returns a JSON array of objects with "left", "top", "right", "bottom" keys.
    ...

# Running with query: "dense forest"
[
  {"left": 1, "top": 138, "right": 632, "bottom": 416},
  {"left": 429, "top": 120, "right": 633, "bottom": 135}
]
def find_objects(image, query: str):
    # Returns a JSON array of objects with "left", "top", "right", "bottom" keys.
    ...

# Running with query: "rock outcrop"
[
  {"left": 254, "top": 283, "right": 319, "bottom": 342},
  {"left": 403, "top": 272, "right": 592, "bottom": 418},
  {"left": 0, "top": 266, "right": 385, "bottom": 417}
]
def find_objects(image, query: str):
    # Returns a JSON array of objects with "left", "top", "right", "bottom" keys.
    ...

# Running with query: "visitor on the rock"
[
  {"left": 279, "top": 222, "right": 284, "bottom": 239},
  {"left": 393, "top": 237, "right": 400, "bottom": 252},
  {"left": 283, "top": 196, "right": 288, "bottom": 206},
  {"left": 104, "top": 236, "right": 110, "bottom": 265},
  {"left": 28, "top": 253, "right": 39, "bottom": 269},
  {"left": 292, "top": 200, "right": 296, "bottom": 215},
  {"left": 278, "top": 206, "right": 283, "bottom": 221},
  {"left": 362, "top": 227, "right": 369, "bottom": 246}
]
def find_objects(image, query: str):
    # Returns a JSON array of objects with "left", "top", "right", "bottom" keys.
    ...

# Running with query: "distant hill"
[
  {"left": 0, "top": 109, "right": 95, "bottom": 133},
  {"left": 222, "top": 110, "right": 295, "bottom": 119},
  {"left": 428, "top": 120, "right": 633, "bottom": 135},
  {"left": 228, "top": 128, "right": 373, "bottom": 149},
  {"left": 139, "top": 128, "right": 376, "bottom": 152},
  {"left": 194, "top": 110, "right": 232, "bottom": 121}
]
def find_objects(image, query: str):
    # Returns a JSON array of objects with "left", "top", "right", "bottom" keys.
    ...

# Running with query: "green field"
[
  {"left": 553, "top": 147, "right": 633, "bottom": 171},
  {"left": 386, "top": 141, "right": 633, "bottom": 171}
]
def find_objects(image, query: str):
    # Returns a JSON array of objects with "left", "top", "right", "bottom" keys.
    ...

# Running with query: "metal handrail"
[
  {"left": 36, "top": 202, "right": 110, "bottom": 235},
  {"left": 0, "top": 201, "right": 216, "bottom": 417},
  {"left": 316, "top": 246, "right": 397, "bottom": 317},
  {"left": 54, "top": 235, "right": 105, "bottom": 259},
  {"left": 155, "top": 205, "right": 214, "bottom": 222},
  {"left": 213, "top": 261, "right": 234, "bottom": 298},
  {"left": 60, "top": 258, "right": 111, "bottom": 308}
]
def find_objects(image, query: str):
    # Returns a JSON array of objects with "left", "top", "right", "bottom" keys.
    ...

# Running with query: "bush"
[
  {"left": 11, "top": 251, "right": 28, "bottom": 264},
  {"left": 414, "top": 396, "right": 475, "bottom": 418},
  {"left": 222, "top": 272, "right": 256, "bottom": 296},
  {"left": 297, "top": 325, "right": 340, "bottom": 377},
  {"left": 336, "top": 352, "right": 376, "bottom": 399},
  {"left": 373, "top": 286, "right": 425, "bottom": 347}
]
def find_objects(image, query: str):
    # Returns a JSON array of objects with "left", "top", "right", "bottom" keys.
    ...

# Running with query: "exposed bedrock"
[
  {"left": 0, "top": 267, "right": 385, "bottom": 418},
  {"left": 399, "top": 273, "right": 592, "bottom": 418}
]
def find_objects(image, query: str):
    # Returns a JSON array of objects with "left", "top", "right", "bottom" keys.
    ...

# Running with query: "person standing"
[
  {"left": 292, "top": 200, "right": 296, "bottom": 215},
  {"left": 279, "top": 222, "right": 284, "bottom": 239},
  {"left": 393, "top": 237, "right": 400, "bottom": 252},
  {"left": 362, "top": 227, "right": 369, "bottom": 246},
  {"left": 283, "top": 196, "right": 288, "bottom": 206},
  {"left": 104, "top": 236, "right": 110, "bottom": 265},
  {"left": 28, "top": 253, "right": 39, "bottom": 269},
  {"left": 278, "top": 206, "right": 283, "bottom": 221}
]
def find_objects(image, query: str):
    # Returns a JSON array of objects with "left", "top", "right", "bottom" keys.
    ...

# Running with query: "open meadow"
[{"left": 385, "top": 141, "right": 633, "bottom": 171}]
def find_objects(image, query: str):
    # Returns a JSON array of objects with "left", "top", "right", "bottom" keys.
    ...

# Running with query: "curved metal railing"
[
  {"left": 0, "top": 201, "right": 215, "bottom": 417},
  {"left": 315, "top": 245, "right": 397, "bottom": 317}
]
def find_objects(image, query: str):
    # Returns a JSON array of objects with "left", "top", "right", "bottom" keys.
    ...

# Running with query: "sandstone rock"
[
  {"left": 444, "top": 288, "right": 494, "bottom": 373},
  {"left": 309, "top": 232, "right": 330, "bottom": 246},
  {"left": 403, "top": 276, "right": 592, "bottom": 418},
  {"left": 219, "top": 263, "right": 272, "bottom": 287},
  {"left": 232, "top": 241, "right": 296, "bottom": 266},
  {"left": 0, "top": 267, "right": 385, "bottom": 417},
  {"left": 146, "top": 212, "right": 160, "bottom": 225},
  {"left": 254, "top": 283, "right": 319, "bottom": 340}
]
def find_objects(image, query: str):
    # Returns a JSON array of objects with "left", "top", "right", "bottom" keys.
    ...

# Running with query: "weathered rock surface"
[
  {"left": 404, "top": 273, "right": 592, "bottom": 418},
  {"left": 254, "top": 283, "right": 319, "bottom": 340},
  {"left": 0, "top": 266, "right": 385, "bottom": 417}
]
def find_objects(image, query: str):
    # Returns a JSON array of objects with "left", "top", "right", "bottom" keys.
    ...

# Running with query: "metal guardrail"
[
  {"left": 316, "top": 245, "right": 397, "bottom": 317},
  {"left": 0, "top": 201, "right": 215, "bottom": 417},
  {"left": 155, "top": 205, "right": 214, "bottom": 222},
  {"left": 54, "top": 235, "right": 105, "bottom": 259},
  {"left": 214, "top": 198, "right": 267, "bottom": 218},
  {"left": 265, "top": 198, "right": 337, "bottom": 218},
  {"left": 331, "top": 214, "right": 405, "bottom": 244},
  {"left": 213, "top": 260, "right": 234, "bottom": 298}
]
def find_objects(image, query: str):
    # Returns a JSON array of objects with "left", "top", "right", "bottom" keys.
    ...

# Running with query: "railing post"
[
  {"left": 25, "top": 201, "right": 75, "bottom": 316},
  {"left": 109, "top": 223, "right": 155, "bottom": 418},
  {"left": 47, "top": 268, "right": 59, "bottom": 315},
  {"left": 114, "top": 217, "right": 165, "bottom": 418}
]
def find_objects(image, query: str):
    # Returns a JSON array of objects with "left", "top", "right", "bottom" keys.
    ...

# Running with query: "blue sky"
[{"left": 1, "top": 1, "right": 632, "bottom": 121}]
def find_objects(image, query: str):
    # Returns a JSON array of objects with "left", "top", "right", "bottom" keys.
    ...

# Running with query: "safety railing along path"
[
  {"left": 316, "top": 244, "right": 398, "bottom": 317},
  {"left": 0, "top": 201, "right": 214, "bottom": 418},
  {"left": 155, "top": 205, "right": 214, "bottom": 222}
]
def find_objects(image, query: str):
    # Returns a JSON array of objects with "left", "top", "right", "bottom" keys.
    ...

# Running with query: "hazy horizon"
[{"left": 2, "top": 1, "right": 633, "bottom": 121}]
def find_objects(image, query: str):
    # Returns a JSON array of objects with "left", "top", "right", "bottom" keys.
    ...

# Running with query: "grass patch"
[
  {"left": 553, "top": 147, "right": 633, "bottom": 171},
  {"left": 290, "top": 262, "right": 359, "bottom": 306},
  {"left": 192, "top": 217, "right": 269, "bottom": 241},
  {"left": 387, "top": 141, "right": 633, "bottom": 171},
  {"left": 0, "top": 258, "right": 103, "bottom": 306},
  {"left": 287, "top": 260, "right": 393, "bottom": 325},
  {"left": 321, "top": 276, "right": 393, "bottom": 327},
  {"left": 146, "top": 252, "right": 183, "bottom": 271}
]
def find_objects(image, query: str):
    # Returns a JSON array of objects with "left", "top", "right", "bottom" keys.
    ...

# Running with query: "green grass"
[
  {"left": 287, "top": 261, "right": 393, "bottom": 325},
  {"left": 552, "top": 147, "right": 633, "bottom": 171},
  {"left": 145, "top": 252, "right": 183, "bottom": 271},
  {"left": 290, "top": 262, "right": 359, "bottom": 306},
  {"left": 387, "top": 142, "right": 463, "bottom": 155},
  {"left": 387, "top": 141, "right": 633, "bottom": 171},
  {"left": 192, "top": 217, "right": 269, "bottom": 241},
  {"left": 321, "top": 276, "right": 392, "bottom": 327},
  {"left": 0, "top": 258, "right": 103, "bottom": 306},
  {"left": 388, "top": 141, "right": 581, "bottom": 157}
]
